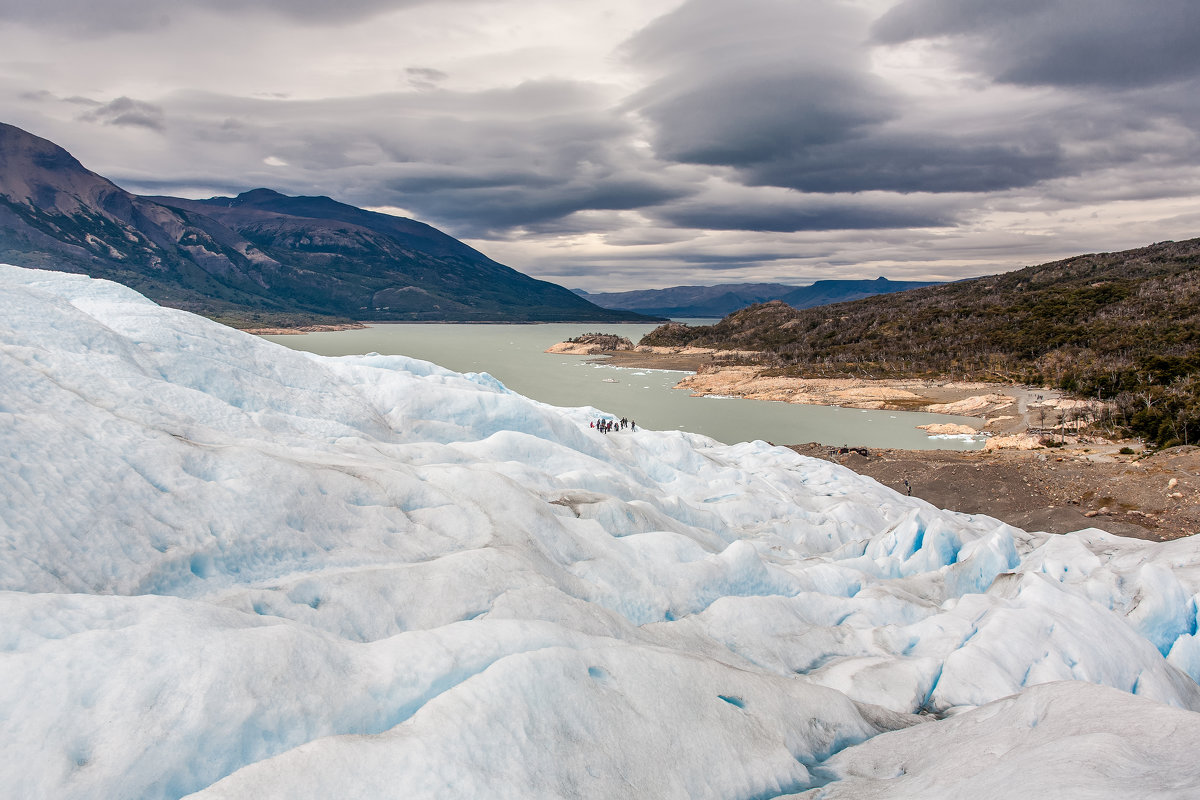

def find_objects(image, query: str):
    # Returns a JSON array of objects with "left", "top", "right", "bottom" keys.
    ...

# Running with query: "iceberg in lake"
[{"left": 2, "top": 263, "right": 1199, "bottom": 799}]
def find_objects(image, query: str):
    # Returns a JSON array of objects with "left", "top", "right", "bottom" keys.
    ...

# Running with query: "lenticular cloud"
[{"left": 2, "top": 264, "right": 1199, "bottom": 799}]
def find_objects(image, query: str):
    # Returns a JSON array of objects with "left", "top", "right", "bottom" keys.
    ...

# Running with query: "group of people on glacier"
[{"left": 591, "top": 417, "right": 635, "bottom": 434}]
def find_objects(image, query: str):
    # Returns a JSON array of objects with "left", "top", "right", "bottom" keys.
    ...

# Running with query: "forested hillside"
[
  {"left": 642, "top": 239, "right": 1200, "bottom": 446},
  {"left": 576, "top": 277, "right": 937, "bottom": 317}
]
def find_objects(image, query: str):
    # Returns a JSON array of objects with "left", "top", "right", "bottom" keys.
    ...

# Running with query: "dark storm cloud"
[
  {"left": 19, "top": 91, "right": 100, "bottom": 107},
  {"left": 649, "top": 193, "right": 957, "bottom": 232},
  {"left": 672, "top": 251, "right": 800, "bottom": 266},
  {"left": 380, "top": 166, "right": 553, "bottom": 194},
  {"left": 625, "top": 0, "right": 894, "bottom": 169},
  {"left": 632, "top": 68, "right": 894, "bottom": 170},
  {"left": 542, "top": 249, "right": 805, "bottom": 277},
  {"left": 0, "top": 0, "right": 442, "bottom": 35},
  {"left": 738, "top": 134, "right": 1066, "bottom": 194},
  {"left": 406, "top": 67, "right": 449, "bottom": 91},
  {"left": 872, "top": 0, "right": 1200, "bottom": 89},
  {"left": 394, "top": 174, "right": 688, "bottom": 237},
  {"left": 119, "top": 176, "right": 257, "bottom": 197},
  {"left": 623, "top": 0, "right": 1073, "bottom": 195},
  {"left": 78, "top": 96, "right": 165, "bottom": 131},
  {"left": 89, "top": 81, "right": 690, "bottom": 237}
]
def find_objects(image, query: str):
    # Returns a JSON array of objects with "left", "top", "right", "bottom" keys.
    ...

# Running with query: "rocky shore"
[
  {"left": 547, "top": 339, "right": 1105, "bottom": 443},
  {"left": 544, "top": 333, "right": 636, "bottom": 355},
  {"left": 676, "top": 367, "right": 1023, "bottom": 414},
  {"left": 244, "top": 322, "right": 366, "bottom": 335}
]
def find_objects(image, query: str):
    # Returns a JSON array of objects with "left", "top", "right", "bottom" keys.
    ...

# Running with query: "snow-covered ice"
[
  {"left": 788, "top": 681, "right": 1200, "bottom": 799},
  {"left": 2, "top": 264, "right": 1199, "bottom": 799}
]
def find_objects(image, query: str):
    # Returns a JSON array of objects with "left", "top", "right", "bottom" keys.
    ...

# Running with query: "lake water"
[{"left": 263, "top": 322, "right": 985, "bottom": 450}]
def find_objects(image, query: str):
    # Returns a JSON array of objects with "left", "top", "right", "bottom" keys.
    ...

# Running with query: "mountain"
[
  {"left": 574, "top": 277, "right": 939, "bottom": 317},
  {"left": 0, "top": 122, "right": 653, "bottom": 325},
  {"left": 641, "top": 238, "right": 1200, "bottom": 446},
  {"left": 779, "top": 277, "right": 943, "bottom": 309},
  {"left": 575, "top": 283, "right": 797, "bottom": 317},
  {"left": 4, "top": 263, "right": 1200, "bottom": 798}
]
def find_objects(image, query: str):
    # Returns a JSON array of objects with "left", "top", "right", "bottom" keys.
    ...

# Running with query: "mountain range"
[
  {"left": 0, "top": 122, "right": 652, "bottom": 326},
  {"left": 574, "top": 277, "right": 941, "bottom": 318}
]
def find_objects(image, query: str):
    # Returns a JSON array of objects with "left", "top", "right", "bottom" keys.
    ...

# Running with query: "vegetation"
[
  {"left": 564, "top": 333, "right": 635, "bottom": 350},
  {"left": 641, "top": 239, "right": 1200, "bottom": 447}
]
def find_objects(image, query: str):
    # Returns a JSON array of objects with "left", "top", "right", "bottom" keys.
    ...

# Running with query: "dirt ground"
[{"left": 788, "top": 442, "right": 1200, "bottom": 541}]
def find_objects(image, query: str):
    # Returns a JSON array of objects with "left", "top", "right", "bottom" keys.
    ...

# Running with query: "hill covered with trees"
[
  {"left": 575, "top": 277, "right": 939, "bottom": 317},
  {"left": 642, "top": 239, "right": 1200, "bottom": 446}
]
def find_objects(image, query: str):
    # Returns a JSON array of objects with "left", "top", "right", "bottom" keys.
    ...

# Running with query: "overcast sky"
[{"left": 3, "top": 0, "right": 1199, "bottom": 290}]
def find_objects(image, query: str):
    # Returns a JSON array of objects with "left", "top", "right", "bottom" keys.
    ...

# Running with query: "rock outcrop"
[{"left": 545, "top": 333, "right": 636, "bottom": 354}]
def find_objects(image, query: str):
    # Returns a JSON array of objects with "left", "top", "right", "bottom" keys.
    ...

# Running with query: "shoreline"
[
  {"left": 257, "top": 319, "right": 664, "bottom": 333},
  {"left": 589, "top": 348, "right": 738, "bottom": 372},
  {"left": 245, "top": 322, "right": 366, "bottom": 335},
  {"left": 570, "top": 345, "right": 1100, "bottom": 443}
]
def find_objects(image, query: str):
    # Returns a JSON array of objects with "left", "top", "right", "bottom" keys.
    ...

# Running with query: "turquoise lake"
[{"left": 264, "top": 322, "right": 984, "bottom": 450}]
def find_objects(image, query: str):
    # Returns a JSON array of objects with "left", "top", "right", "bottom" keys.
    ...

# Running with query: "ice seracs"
[{"left": 2, "top": 263, "right": 1199, "bottom": 799}]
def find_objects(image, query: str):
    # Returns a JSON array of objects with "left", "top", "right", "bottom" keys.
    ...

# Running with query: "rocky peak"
[{"left": 0, "top": 122, "right": 129, "bottom": 214}]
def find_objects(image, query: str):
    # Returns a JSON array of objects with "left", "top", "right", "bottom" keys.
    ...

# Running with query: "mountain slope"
[
  {"left": 780, "top": 276, "right": 942, "bottom": 309},
  {"left": 0, "top": 122, "right": 290, "bottom": 319},
  {"left": 641, "top": 238, "right": 1200, "bottom": 445},
  {"left": 0, "top": 122, "right": 651, "bottom": 325},
  {"left": 576, "top": 277, "right": 939, "bottom": 317}
]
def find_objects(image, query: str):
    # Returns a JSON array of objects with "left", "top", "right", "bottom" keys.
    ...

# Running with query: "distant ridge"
[
  {"left": 575, "top": 277, "right": 940, "bottom": 317},
  {"left": 0, "top": 122, "right": 655, "bottom": 326}
]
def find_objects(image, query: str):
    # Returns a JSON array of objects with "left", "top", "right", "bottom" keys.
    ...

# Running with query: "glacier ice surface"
[{"left": 2, "top": 264, "right": 1199, "bottom": 799}]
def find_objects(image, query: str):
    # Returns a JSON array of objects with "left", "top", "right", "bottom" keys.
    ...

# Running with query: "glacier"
[{"left": 2, "top": 263, "right": 1199, "bottom": 799}]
